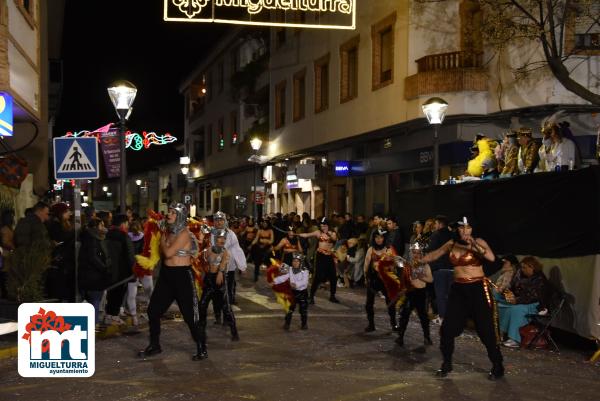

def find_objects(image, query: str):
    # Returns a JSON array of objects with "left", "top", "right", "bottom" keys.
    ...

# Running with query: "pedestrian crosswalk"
[{"left": 234, "top": 289, "right": 353, "bottom": 313}]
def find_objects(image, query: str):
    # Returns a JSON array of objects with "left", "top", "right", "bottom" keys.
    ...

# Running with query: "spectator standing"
[
  {"left": 104, "top": 214, "right": 136, "bottom": 325},
  {"left": 46, "top": 202, "right": 76, "bottom": 301},
  {"left": 0, "top": 209, "right": 15, "bottom": 298},
  {"left": 127, "top": 219, "right": 153, "bottom": 327},
  {"left": 79, "top": 218, "right": 111, "bottom": 325},
  {"left": 338, "top": 213, "right": 355, "bottom": 241},
  {"left": 385, "top": 216, "right": 405, "bottom": 257},
  {"left": 426, "top": 215, "right": 453, "bottom": 323},
  {"left": 14, "top": 201, "right": 51, "bottom": 248}
]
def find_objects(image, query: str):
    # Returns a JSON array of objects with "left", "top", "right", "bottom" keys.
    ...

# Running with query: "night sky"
[{"left": 54, "top": 0, "right": 228, "bottom": 173}]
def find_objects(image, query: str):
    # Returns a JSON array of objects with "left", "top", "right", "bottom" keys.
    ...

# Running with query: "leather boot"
[
  {"left": 435, "top": 361, "right": 453, "bottom": 377},
  {"left": 192, "top": 342, "right": 208, "bottom": 361},
  {"left": 488, "top": 363, "right": 505, "bottom": 381},
  {"left": 284, "top": 313, "right": 292, "bottom": 331},
  {"left": 138, "top": 343, "right": 162, "bottom": 358}
]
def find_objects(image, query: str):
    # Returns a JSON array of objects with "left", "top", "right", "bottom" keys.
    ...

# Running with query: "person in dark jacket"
[
  {"left": 79, "top": 218, "right": 111, "bottom": 324},
  {"left": 14, "top": 201, "right": 51, "bottom": 248},
  {"left": 426, "top": 215, "right": 453, "bottom": 321},
  {"left": 338, "top": 213, "right": 355, "bottom": 240},
  {"left": 385, "top": 216, "right": 405, "bottom": 257},
  {"left": 46, "top": 202, "right": 76, "bottom": 301},
  {"left": 103, "top": 214, "right": 136, "bottom": 325}
]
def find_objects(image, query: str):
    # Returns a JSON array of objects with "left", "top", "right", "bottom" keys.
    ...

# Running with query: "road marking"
[
  {"left": 236, "top": 291, "right": 283, "bottom": 310},
  {"left": 236, "top": 313, "right": 363, "bottom": 319},
  {"left": 311, "top": 299, "right": 350, "bottom": 311}
]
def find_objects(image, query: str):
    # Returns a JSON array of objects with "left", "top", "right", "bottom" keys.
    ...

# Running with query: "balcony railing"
[{"left": 415, "top": 51, "right": 483, "bottom": 73}]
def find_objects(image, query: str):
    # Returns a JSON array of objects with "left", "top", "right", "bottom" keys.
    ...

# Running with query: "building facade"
[
  {"left": 180, "top": 0, "right": 599, "bottom": 219},
  {"left": 0, "top": 0, "right": 52, "bottom": 210}
]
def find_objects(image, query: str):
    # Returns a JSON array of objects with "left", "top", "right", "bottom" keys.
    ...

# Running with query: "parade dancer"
[
  {"left": 139, "top": 203, "right": 205, "bottom": 360},
  {"left": 199, "top": 229, "right": 239, "bottom": 351},
  {"left": 272, "top": 253, "right": 309, "bottom": 330},
  {"left": 395, "top": 242, "right": 433, "bottom": 347},
  {"left": 274, "top": 226, "right": 303, "bottom": 265},
  {"left": 297, "top": 218, "right": 339, "bottom": 304},
  {"left": 212, "top": 211, "right": 247, "bottom": 313},
  {"left": 421, "top": 217, "right": 504, "bottom": 381},
  {"left": 363, "top": 229, "right": 398, "bottom": 332}
]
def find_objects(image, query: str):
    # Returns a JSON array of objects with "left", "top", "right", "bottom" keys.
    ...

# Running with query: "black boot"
[
  {"left": 422, "top": 321, "right": 432, "bottom": 345},
  {"left": 435, "top": 361, "right": 453, "bottom": 377},
  {"left": 213, "top": 316, "right": 222, "bottom": 325},
  {"left": 396, "top": 317, "right": 408, "bottom": 346},
  {"left": 231, "top": 328, "right": 240, "bottom": 341},
  {"left": 329, "top": 295, "right": 340, "bottom": 303},
  {"left": 301, "top": 314, "right": 308, "bottom": 330},
  {"left": 488, "top": 363, "right": 505, "bottom": 381},
  {"left": 284, "top": 313, "right": 292, "bottom": 331},
  {"left": 192, "top": 342, "right": 208, "bottom": 361},
  {"left": 365, "top": 312, "right": 375, "bottom": 332},
  {"left": 138, "top": 343, "right": 162, "bottom": 358}
]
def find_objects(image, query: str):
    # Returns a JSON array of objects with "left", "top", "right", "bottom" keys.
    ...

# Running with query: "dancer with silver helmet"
[
  {"left": 212, "top": 211, "right": 247, "bottom": 311},
  {"left": 272, "top": 252, "right": 309, "bottom": 330},
  {"left": 139, "top": 203, "right": 206, "bottom": 361},
  {"left": 395, "top": 242, "right": 433, "bottom": 347},
  {"left": 200, "top": 228, "right": 239, "bottom": 345}
]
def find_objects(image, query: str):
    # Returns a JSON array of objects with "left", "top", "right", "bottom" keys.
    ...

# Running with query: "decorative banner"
[
  {"left": 99, "top": 128, "right": 121, "bottom": 178},
  {"left": 0, "top": 92, "right": 14, "bottom": 137},
  {"left": 65, "top": 127, "right": 177, "bottom": 151},
  {"left": 163, "top": 0, "right": 356, "bottom": 30}
]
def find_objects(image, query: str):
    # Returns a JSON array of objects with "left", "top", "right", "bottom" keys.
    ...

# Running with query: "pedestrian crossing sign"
[{"left": 53, "top": 137, "right": 99, "bottom": 180}]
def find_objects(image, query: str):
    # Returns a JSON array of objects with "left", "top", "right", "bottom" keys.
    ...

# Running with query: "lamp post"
[
  {"left": 250, "top": 138, "right": 263, "bottom": 221},
  {"left": 422, "top": 97, "right": 448, "bottom": 185},
  {"left": 136, "top": 179, "right": 142, "bottom": 215},
  {"left": 107, "top": 80, "right": 137, "bottom": 214}
]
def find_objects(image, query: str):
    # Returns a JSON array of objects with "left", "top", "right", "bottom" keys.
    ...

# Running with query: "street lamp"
[
  {"left": 108, "top": 80, "right": 137, "bottom": 214},
  {"left": 180, "top": 156, "right": 190, "bottom": 175},
  {"left": 136, "top": 179, "right": 142, "bottom": 215},
  {"left": 250, "top": 138, "right": 263, "bottom": 220},
  {"left": 422, "top": 97, "right": 448, "bottom": 185}
]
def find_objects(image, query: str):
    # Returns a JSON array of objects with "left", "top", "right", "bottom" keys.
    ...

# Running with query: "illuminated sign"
[
  {"left": 0, "top": 92, "right": 14, "bottom": 137},
  {"left": 64, "top": 127, "right": 177, "bottom": 151},
  {"left": 334, "top": 160, "right": 363, "bottom": 176},
  {"left": 164, "top": 0, "right": 356, "bottom": 30}
]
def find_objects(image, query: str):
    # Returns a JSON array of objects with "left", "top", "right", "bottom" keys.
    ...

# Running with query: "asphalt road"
[{"left": 1, "top": 272, "right": 599, "bottom": 401}]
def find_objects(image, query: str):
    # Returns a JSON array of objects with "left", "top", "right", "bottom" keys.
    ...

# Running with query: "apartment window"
[
  {"left": 293, "top": 69, "right": 306, "bottom": 122},
  {"left": 275, "top": 80, "right": 287, "bottom": 129},
  {"left": 218, "top": 117, "right": 225, "bottom": 151},
  {"left": 15, "top": 0, "right": 36, "bottom": 27},
  {"left": 230, "top": 111, "right": 238, "bottom": 145},
  {"left": 340, "top": 35, "right": 360, "bottom": 103},
  {"left": 207, "top": 124, "right": 213, "bottom": 156},
  {"left": 275, "top": 28, "right": 286, "bottom": 49},
  {"left": 314, "top": 54, "right": 330, "bottom": 113},
  {"left": 372, "top": 12, "right": 396, "bottom": 90},
  {"left": 218, "top": 62, "right": 224, "bottom": 93},
  {"left": 193, "top": 140, "right": 205, "bottom": 163},
  {"left": 207, "top": 71, "right": 213, "bottom": 102}
]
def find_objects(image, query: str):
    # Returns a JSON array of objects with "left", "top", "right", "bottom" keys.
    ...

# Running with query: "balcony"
[{"left": 404, "top": 51, "right": 488, "bottom": 99}]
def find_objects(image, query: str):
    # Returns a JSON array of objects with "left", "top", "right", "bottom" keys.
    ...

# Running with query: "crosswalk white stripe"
[{"left": 236, "top": 291, "right": 283, "bottom": 310}]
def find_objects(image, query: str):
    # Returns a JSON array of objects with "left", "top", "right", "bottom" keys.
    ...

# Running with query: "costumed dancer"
[
  {"left": 139, "top": 203, "right": 205, "bottom": 361},
  {"left": 395, "top": 242, "right": 433, "bottom": 347},
  {"left": 212, "top": 211, "right": 247, "bottom": 309},
  {"left": 297, "top": 218, "right": 340, "bottom": 304},
  {"left": 271, "top": 253, "right": 309, "bottom": 330},
  {"left": 420, "top": 217, "right": 504, "bottom": 381},
  {"left": 199, "top": 229, "right": 239, "bottom": 351},
  {"left": 516, "top": 127, "right": 539, "bottom": 174},
  {"left": 363, "top": 229, "right": 399, "bottom": 332},
  {"left": 467, "top": 135, "right": 496, "bottom": 178},
  {"left": 274, "top": 226, "right": 303, "bottom": 265}
]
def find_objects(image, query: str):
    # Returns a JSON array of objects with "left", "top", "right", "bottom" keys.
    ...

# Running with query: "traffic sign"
[{"left": 53, "top": 137, "right": 99, "bottom": 180}]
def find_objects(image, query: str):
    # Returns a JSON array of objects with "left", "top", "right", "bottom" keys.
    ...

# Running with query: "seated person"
[
  {"left": 497, "top": 256, "right": 548, "bottom": 348},
  {"left": 495, "top": 255, "right": 518, "bottom": 293}
]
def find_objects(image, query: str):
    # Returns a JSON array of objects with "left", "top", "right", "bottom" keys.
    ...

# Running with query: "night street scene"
[{"left": 0, "top": 1, "right": 599, "bottom": 400}]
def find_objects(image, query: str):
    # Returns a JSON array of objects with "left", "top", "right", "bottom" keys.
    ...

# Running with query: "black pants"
[
  {"left": 365, "top": 276, "right": 396, "bottom": 328},
  {"left": 398, "top": 287, "right": 430, "bottom": 339},
  {"left": 147, "top": 266, "right": 202, "bottom": 346},
  {"left": 105, "top": 282, "right": 128, "bottom": 316},
  {"left": 310, "top": 252, "right": 336, "bottom": 299},
  {"left": 440, "top": 281, "right": 502, "bottom": 368},
  {"left": 200, "top": 272, "right": 238, "bottom": 340},
  {"left": 252, "top": 245, "right": 270, "bottom": 281},
  {"left": 286, "top": 289, "right": 308, "bottom": 325},
  {"left": 213, "top": 271, "right": 238, "bottom": 321}
]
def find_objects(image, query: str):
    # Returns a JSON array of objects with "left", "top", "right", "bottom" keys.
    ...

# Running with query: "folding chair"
[{"left": 525, "top": 294, "right": 565, "bottom": 352}]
